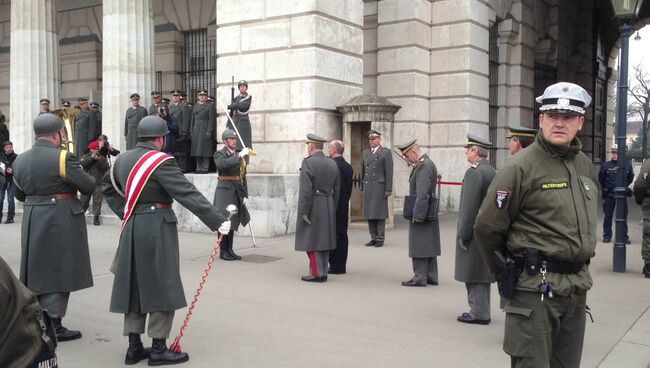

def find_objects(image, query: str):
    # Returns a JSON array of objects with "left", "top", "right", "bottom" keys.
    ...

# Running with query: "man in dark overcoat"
[
  {"left": 328, "top": 139, "right": 353, "bottom": 274},
  {"left": 74, "top": 98, "right": 99, "bottom": 157},
  {"left": 190, "top": 89, "right": 216, "bottom": 173},
  {"left": 213, "top": 129, "right": 251, "bottom": 261},
  {"left": 455, "top": 135, "right": 496, "bottom": 325},
  {"left": 102, "top": 116, "right": 231, "bottom": 365},
  {"left": 13, "top": 113, "right": 96, "bottom": 341},
  {"left": 361, "top": 129, "right": 393, "bottom": 247},
  {"left": 227, "top": 80, "right": 253, "bottom": 151},
  {"left": 124, "top": 93, "right": 149, "bottom": 150},
  {"left": 295, "top": 134, "right": 340, "bottom": 282},
  {"left": 170, "top": 89, "right": 190, "bottom": 171},
  {"left": 397, "top": 140, "right": 440, "bottom": 287}
]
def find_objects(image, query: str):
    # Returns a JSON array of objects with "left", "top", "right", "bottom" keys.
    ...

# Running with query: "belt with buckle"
[{"left": 219, "top": 176, "right": 241, "bottom": 181}]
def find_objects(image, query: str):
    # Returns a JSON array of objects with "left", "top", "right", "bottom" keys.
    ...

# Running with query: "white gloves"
[
  {"left": 218, "top": 220, "right": 231, "bottom": 235},
  {"left": 238, "top": 147, "right": 250, "bottom": 158}
]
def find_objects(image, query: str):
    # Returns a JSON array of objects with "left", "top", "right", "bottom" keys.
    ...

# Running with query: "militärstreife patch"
[
  {"left": 541, "top": 181, "right": 568, "bottom": 190},
  {"left": 496, "top": 190, "right": 509, "bottom": 208}
]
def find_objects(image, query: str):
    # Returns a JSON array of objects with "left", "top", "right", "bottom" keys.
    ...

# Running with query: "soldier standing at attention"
[
  {"left": 361, "top": 129, "right": 393, "bottom": 247},
  {"left": 327, "top": 139, "right": 353, "bottom": 274},
  {"left": 213, "top": 129, "right": 251, "bottom": 261},
  {"left": 125, "top": 93, "right": 149, "bottom": 150},
  {"left": 149, "top": 91, "right": 162, "bottom": 115},
  {"left": 13, "top": 113, "right": 96, "bottom": 342},
  {"left": 74, "top": 98, "right": 99, "bottom": 157},
  {"left": 102, "top": 116, "right": 231, "bottom": 365},
  {"left": 228, "top": 80, "right": 253, "bottom": 151},
  {"left": 38, "top": 98, "right": 51, "bottom": 115},
  {"left": 600, "top": 144, "right": 633, "bottom": 244},
  {"left": 90, "top": 101, "right": 102, "bottom": 137},
  {"left": 396, "top": 140, "right": 440, "bottom": 287},
  {"left": 170, "top": 89, "right": 189, "bottom": 171},
  {"left": 474, "top": 82, "right": 597, "bottom": 367},
  {"left": 506, "top": 124, "right": 537, "bottom": 155},
  {"left": 633, "top": 154, "right": 650, "bottom": 278},
  {"left": 455, "top": 135, "right": 496, "bottom": 325},
  {"left": 295, "top": 134, "right": 340, "bottom": 283},
  {"left": 190, "top": 89, "right": 216, "bottom": 173}
]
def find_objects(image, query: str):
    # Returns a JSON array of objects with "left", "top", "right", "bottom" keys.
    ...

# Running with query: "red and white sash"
[{"left": 121, "top": 151, "right": 173, "bottom": 230}]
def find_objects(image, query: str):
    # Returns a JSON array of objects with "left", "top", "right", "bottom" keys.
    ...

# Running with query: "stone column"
[
  {"left": 10, "top": 0, "right": 60, "bottom": 153},
  {"left": 102, "top": 0, "right": 154, "bottom": 150}
]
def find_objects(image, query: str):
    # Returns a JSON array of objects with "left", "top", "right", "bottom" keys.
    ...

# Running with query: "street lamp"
[{"left": 610, "top": 0, "right": 644, "bottom": 273}]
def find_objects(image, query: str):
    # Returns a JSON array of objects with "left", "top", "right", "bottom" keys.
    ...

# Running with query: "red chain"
[{"left": 170, "top": 234, "right": 224, "bottom": 353}]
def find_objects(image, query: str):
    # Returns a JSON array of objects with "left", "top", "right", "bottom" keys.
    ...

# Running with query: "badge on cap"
[
  {"left": 557, "top": 98, "right": 570, "bottom": 107},
  {"left": 496, "top": 190, "right": 509, "bottom": 209}
]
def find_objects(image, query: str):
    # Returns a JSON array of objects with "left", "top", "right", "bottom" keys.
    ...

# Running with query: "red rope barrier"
[
  {"left": 437, "top": 181, "right": 462, "bottom": 186},
  {"left": 169, "top": 234, "right": 225, "bottom": 353}
]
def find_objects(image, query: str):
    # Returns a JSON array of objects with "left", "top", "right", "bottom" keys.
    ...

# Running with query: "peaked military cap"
[
  {"left": 130, "top": 93, "right": 140, "bottom": 100},
  {"left": 40, "top": 98, "right": 50, "bottom": 104},
  {"left": 207, "top": 96, "right": 215, "bottom": 102},
  {"left": 170, "top": 89, "right": 182, "bottom": 96},
  {"left": 536, "top": 82, "right": 591, "bottom": 115},
  {"left": 396, "top": 139, "right": 417, "bottom": 154},
  {"left": 238, "top": 80, "right": 248, "bottom": 87},
  {"left": 465, "top": 134, "right": 492, "bottom": 149},
  {"left": 161, "top": 97, "right": 170, "bottom": 104},
  {"left": 34, "top": 113, "right": 64, "bottom": 137},
  {"left": 506, "top": 124, "right": 537, "bottom": 138},
  {"left": 197, "top": 89, "right": 208, "bottom": 95},
  {"left": 62, "top": 101, "right": 71, "bottom": 107},
  {"left": 79, "top": 97, "right": 89, "bottom": 103},
  {"left": 138, "top": 116, "right": 169, "bottom": 138},
  {"left": 90, "top": 102, "right": 100, "bottom": 108},
  {"left": 611, "top": 143, "right": 618, "bottom": 152},
  {"left": 151, "top": 91, "right": 161, "bottom": 98},
  {"left": 306, "top": 133, "right": 326, "bottom": 144},
  {"left": 368, "top": 129, "right": 382, "bottom": 138},
  {"left": 222, "top": 129, "right": 238, "bottom": 140},
  {"left": 180, "top": 92, "right": 187, "bottom": 99}
]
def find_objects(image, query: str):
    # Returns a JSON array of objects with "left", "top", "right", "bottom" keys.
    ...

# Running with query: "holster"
[{"left": 493, "top": 251, "right": 521, "bottom": 300}]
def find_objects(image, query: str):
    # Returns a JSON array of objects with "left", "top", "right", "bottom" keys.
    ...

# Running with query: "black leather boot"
[
  {"left": 148, "top": 338, "right": 189, "bottom": 366},
  {"left": 52, "top": 317, "right": 82, "bottom": 341},
  {"left": 226, "top": 233, "right": 241, "bottom": 260},
  {"left": 219, "top": 246, "right": 235, "bottom": 261},
  {"left": 93, "top": 214, "right": 100, "bottom": 226},
  {"left": 125, "top": 333, "right": 150, "bottom": 365}
]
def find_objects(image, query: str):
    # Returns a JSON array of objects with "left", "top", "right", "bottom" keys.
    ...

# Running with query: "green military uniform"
[
  {"left": 227, "top": 84, "right": 252, "bottom": 151},
  {"left": 474, "top": 82, "right": 596, "bottom": 368},
  {"left": 361, "top": 130, "right": 393, "bottom": 247},
  {"left": 295, "top": 134, "right": 340, "bottom": 281},
  {"left": 190, "top": 97, "right": 216, "bottom": 173},
  {"left": 79, "top": 151, "right": 110, "bottom": 216},
  {"left": 13, "top": 113, "right": 96, "bottom": 341},
  {"left": 455, "top": 135, "right": 496, "bottom": 324},
  {"left": 124, "top": 104, "right": 148, "bottom": 150},
  {"left": 633, "top": 159, "right": 650, "bottom": 277},
  {"left": 170, "top": 90, "right": 190, "bottom": 171},
  {"left": 74, "top": 105, "right": 99, "bottom": 157}
]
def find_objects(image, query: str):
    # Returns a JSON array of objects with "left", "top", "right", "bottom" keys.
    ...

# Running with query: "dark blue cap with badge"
[{"left": 536, "top": 82, "right": 591, "bottom": 115}]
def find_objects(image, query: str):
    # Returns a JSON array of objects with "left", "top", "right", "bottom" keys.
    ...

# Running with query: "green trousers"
[{"left": 503, "top": 290, "right": 587, "bottom": 368}]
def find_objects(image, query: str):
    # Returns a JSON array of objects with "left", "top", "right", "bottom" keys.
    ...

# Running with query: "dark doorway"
[{"left": 350, "top": 122, "right": 371, "bottom": 223}]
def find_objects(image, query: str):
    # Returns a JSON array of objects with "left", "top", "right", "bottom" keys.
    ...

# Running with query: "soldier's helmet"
[
  {"left": 222, "top": 129, "right": 238, "bottom": 140},
  {"left": 34, "top": 113, "right": 64, "bottom": 137},
  {"left": 138, "top": 116, "right": 169, "bottom": 138},
  {"left": 238, "top": 80, "right": 248, "bottom": 87}
]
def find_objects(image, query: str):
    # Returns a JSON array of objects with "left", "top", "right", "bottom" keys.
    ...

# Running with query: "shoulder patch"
[
  {"left": 496, "top": 190, "right": 509, "bottom": 209},
  {"left": 541, "top": 181, "right": 568, "bottom": 190}
]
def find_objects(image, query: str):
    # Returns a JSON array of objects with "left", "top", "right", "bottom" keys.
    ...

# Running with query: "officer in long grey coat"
[
  {"left": 74, "top": 98, "right": 99, "bottom": 157},
  {"left": 455, "top": 135, "right": 496, "bottom": 325},
  {"left": 213, "top": 129, "right": 251, "bottom": 261},
  {"left": 170, "top": 89, "right": 189, "bottom": 171},
  {"left": 397, "top": 140, "right": 440, "bottom": 286},
  {"left": 102, "top": 116, "right": 231, "bottom": 365},
  {"left": 227, "top": 80, "right": 253, "bottom": 151},
  {"left": 13, "top": 113, "right": 96, "bottom": 342},
  {"left": 190, "top": 89, "right": 216, "bottom": 173},
  {"left": 125, "top": 93, "right": 149, "bottom": 150},
  {"left": 295, "top": 134, "right": 340, "bottom": 282},
  {"left": 362, "top": 129, "right": 393, "bottom": 247}
]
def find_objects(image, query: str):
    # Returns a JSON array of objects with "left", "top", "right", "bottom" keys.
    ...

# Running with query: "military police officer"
[
  {"left": 506, "top": 124, "right": 537, "bottom": 155},
  {"left": 475, "top": 82, "right": 597, "bottom": 367},
  {"left": 190, "top": 89, "right": 216, "bottom": 173},
  {"left": 102, "top": 115, "right": 231, "bottom": 365},
  {"left": 125, "top": 93, "right": 149, "bottom": 150},
  {"left": 600, "top": 143, "right": 634, "bottom": 243},
  {"left": 455, "top": 135, "right": 496, "bottom": 324},
  {"left": 13, "top": 113, "right": 96, "bottom": 341},
  {"left": 361, "top": 129, "right": 393, "bottom": 247}
]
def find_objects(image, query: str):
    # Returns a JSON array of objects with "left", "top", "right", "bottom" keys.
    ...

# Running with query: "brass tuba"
[{"left": 52, "top": 107, "right": 80, "bottom": 152}]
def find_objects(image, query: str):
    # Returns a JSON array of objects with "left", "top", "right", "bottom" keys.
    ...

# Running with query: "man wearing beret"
[
  {"left": 475, "top": 82, "right": 598, "bottom": 367},
  {"left": 295, "top": 134, "right": 340, "bottom": 282},
  {"left": 13, "top": 113, "right": 96, "bottom": 342},
  {"left": 74, "top": 98, "right": 99, "bottom": 157},
  {"left": 38, "top": 98, "right": 51, "bottom": 116},
  {"left": 190, "top": 89, "right": 216, "bottom": 173},
  {"left": 124, "top": 93, "right": 149, "bottom": 150},
  {"left": 507, "top": 124, "right": 537, "bottom": 155},
  {"left": 80, "top": 140, "right": 110, "bottom": 226},
  {"left": 362, "top": 129, "right": 393, "bottom": 248}
]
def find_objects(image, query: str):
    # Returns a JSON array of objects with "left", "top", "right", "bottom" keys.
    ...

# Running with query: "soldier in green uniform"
[
  {"left": 170, "top": 89, "right": 189, "bottom": 171},
  {"left": 506, "top": 124, "right": 537, "bottom": 155},
  {"left": 455, "top": 135, "right": 496, "bottom": 324},
  {"left": 91, "top": 101, "right": 102, "bottom": 136},
  {"left": 227, "top": 80, "right": 253, "bottom": 151},
  {"left": 396, "top": 140, "right": 440, "bottom": 287},
  {"left": 633, "top": 157, "right": 650, "bottom": 278},
  {"left": 102, "top": 116, "right": 231, "bottom": 365},
  {"left": 13, "top": 113, "right": 96, "bottom": 342},
  {"left": 361, "top": 129, "right": 393, "bottom": 247},
  {"left": 38, "top": 98, "right": 51, "bottom": 115},
  {"left": 295, "top": 134, "right": 340, "bottom": 282},
  {"left": 125, "top": 93, "right": 149, "bottom": 150},
  {"left": 74, "top": 98, "right": 99, "bottom": 157},
  {"left": 80, "top": 140, "right": 110, "bottom": 226},
  {"left": 149, "top": 91, "right": 162, "bottom": 115},
  {"left": 190, "top": 89, "right": 216, "bottom": 173},
  {"left": 474, "top": 82, "right": 597, "bottom": 367},
  {"left": 213, "top": 129, "right": 251, "bottom": 261}
]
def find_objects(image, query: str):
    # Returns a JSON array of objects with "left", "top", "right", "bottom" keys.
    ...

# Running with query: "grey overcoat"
[
  {"left": 124, "top": 106, "right": 149, "bottom": 150},
  {"left": 190, "top": 103, "right": 216, "bottom": 157},
  {"left": 362, "top": 145, "right": 393, "bottom": 219},
  {"left": 407, "top": 154, "right": 441, "bottom": 258}
]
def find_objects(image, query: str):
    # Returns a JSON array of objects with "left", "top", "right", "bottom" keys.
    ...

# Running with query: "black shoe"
[
  {"left": 228, "top": 248, "right": 242, "bottom": 260},
  {"left": 625, "top": 239, "right": 631, "bottom": 245},
  {"left": 54, "top": 324, "right": 82, "bottom": 341},
  {"left": 328, "top": 268, "right": 346, "bottom": 275},
  {"left": 365, "top": 240, "right": 376, "bottom": 247},
  {"left": 148, "top": 339, "right": 189, "bottom": 366},
  {"left": 5, "top": 218, "right": 13, "bottom": 224},
  {"left": 125, "top": 333, "right": 151, "bottom": 365},
  {"left": 374, "top": 241, "right": 384, "bottom": 248},
  {"left": 401, "top": 279, "right": 426, "bottom": 287},
  {"left": 456, "top": 312, "right": 490, "bottom": 325},
  {"left": 219, "top": 248, "right": 235, "bottom": 261},
  {"left": 301, "top": 275, "right": 327, "bottom": 282},
  {"left": 603, "top": 238, "right": 611, "bottom": 243},
  {"left": 427, "top": 280, "right": 439, "bottom": 286},
  {"left": 93, "top": 215, "right": 100, "bottom": 226}
]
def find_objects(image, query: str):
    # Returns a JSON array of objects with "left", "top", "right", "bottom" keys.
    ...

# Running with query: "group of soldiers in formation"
[{"left": 1, "top": 80, "right": 650, "bottom": 367}]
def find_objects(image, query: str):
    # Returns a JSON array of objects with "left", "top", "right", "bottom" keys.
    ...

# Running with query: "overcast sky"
[{"left": 629, "top": 26, "right": 650, "bottom": 70}]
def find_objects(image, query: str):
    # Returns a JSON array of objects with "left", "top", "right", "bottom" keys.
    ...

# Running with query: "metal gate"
[
  {"left": 533, "top": 62, "right": 558, "bottom": 128},
  {"left": 179, "top": 29, "right": 216, "bottom": 104}
]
